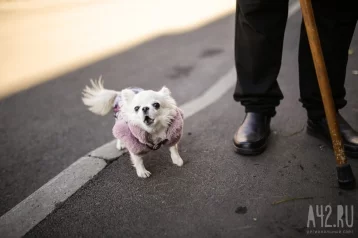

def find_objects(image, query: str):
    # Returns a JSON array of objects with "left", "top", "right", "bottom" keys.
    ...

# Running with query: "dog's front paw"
[
  {"left": 116, "top": 140, "right": 125, "bottom": 150},
  {"left": 136, "top": 168, "right": 151, "bottom": 178},
  {"left": 172, "top": 156, "right": 184, "bottom": 167}
]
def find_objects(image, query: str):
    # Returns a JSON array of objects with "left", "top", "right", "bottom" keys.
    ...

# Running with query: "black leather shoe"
[
  {"left": 233, "top": 112, "right": 271, "bottom": 155},
  {"left": 307, "top": 113, "right": 358, "bottom": 158}
]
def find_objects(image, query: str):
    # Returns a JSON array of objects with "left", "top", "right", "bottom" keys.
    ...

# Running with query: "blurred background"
[{"left": 0, "top": 0, "right": 235, "bottom": 99}]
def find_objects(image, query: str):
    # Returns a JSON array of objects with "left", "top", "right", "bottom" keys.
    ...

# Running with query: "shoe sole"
[
  {"left": 306, "top": 126, "right": 358, "bottom": 159},
  {"left": 233, "top": 143, "right": 267, "bottom": 156},
  {"left": 233, "top": 134, "right": 269, "bottom": 156}
]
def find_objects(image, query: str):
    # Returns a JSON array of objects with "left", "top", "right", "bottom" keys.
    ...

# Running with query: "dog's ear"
[
  {"left": 159, "top": 86, "right": 171, "bottom": 96},
  {"left": 121, "top": 89, "right": 135, "bottom": 104}
]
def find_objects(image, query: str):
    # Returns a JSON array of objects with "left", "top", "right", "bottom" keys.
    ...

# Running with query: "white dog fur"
[{"left": 82, "top": 78, "right": 183, "bottom": 178}]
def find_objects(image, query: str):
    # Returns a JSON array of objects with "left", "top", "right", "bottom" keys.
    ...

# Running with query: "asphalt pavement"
[
  {"left": 23, "top": 9, "right": 358, "bottom": 238},
  {"left": 0, "top": 13, "right": 234, "bottom": 216}
]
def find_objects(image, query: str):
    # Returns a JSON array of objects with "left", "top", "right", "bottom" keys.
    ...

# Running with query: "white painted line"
[
  {"left": 88, "top": 140, "right": 126, "bottom": 161},
  {"left": 289, "top": 0, "right": 301, "bottom": 18},
  {"left": 181, "top": 68, "right": 236, "bottom": 119},
  {"left": 0, "top": 157, "right": 106, "bottom": 238},
  {"left": 0, "top": 2, "right": 301, "bottom": 237}
]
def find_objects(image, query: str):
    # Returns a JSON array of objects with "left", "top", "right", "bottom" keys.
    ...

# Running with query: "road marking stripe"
[{"left": 0, "top": 157, "right": 106, "bottom": 238}]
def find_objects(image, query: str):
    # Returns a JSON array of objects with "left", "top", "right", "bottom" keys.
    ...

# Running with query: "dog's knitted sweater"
[{"left": 111, "top": 88, "right": 184, "bottom": 155}]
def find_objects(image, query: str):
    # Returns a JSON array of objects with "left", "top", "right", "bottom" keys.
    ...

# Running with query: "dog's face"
[{"left": 121, "top": 87, "right": 176, "bottom": 132}]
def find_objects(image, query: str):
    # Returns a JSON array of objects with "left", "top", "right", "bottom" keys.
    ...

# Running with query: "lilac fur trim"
[
  {"left": 112, "top": 119, "right": 150, "bottom": 155},
  {"left": 112, "top": 107, "right": 184, "bottom": 155}
]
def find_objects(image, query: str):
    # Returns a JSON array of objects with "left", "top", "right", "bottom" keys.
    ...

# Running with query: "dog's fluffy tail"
[{"left": 82, "top": 77, "right": 119, "bottom": 116}]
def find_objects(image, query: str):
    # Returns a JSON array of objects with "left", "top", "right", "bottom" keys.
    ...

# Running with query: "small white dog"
[{"left": 82, "top": 78, "right": 184, "bottom": 178}]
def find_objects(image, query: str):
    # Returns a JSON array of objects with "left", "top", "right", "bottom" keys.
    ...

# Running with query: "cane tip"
[{"left": 336, "top": 164, "right": 356, "bottom": 190}]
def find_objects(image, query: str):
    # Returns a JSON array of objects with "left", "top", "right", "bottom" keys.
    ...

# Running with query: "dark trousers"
[{"left": 233, "top": 0, "right": 357, "bottom": 118}]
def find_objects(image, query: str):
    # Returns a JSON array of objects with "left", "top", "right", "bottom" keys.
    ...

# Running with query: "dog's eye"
[
  {"left": 152, "top": 102, "right": 160, "bottom": 109},
  {"left": 134, "top": 106, "right": 140, "bottom": 112}
]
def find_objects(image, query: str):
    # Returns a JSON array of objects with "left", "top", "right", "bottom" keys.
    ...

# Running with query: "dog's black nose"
[{"left": 142, "top": 106, "right": 149, "bottom": 113}]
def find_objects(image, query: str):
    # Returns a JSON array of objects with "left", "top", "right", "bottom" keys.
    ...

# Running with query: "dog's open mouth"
[{"left": 144, "top": 116, "right": 154, "bottom": 125}]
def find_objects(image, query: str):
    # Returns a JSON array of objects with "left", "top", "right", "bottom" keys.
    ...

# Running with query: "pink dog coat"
[{"left": 112, "top": 88, "right": 184, "bottom": 155}]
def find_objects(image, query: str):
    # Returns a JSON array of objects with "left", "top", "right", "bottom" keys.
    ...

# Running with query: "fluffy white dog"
[{"left": 82, "top": 78, "right": 184, "bottom": 178}]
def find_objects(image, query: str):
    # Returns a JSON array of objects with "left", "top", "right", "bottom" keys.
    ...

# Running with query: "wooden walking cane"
[{"left": 299, "top": 0, "right": 355, "bottom": 189}]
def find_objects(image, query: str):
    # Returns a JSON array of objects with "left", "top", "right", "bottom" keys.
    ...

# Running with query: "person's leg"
[
  {"left": 233, "top": 0, "right": 289, "bottom": 117},
  {"left": 299, "top": 0, "right": 357, "bottom": 119},
  {"left": 233, "top": 0, "right": 288, "bottom": 155},
  {"left": 299, "top": 0, "right": 358, "bottom": 158}
]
